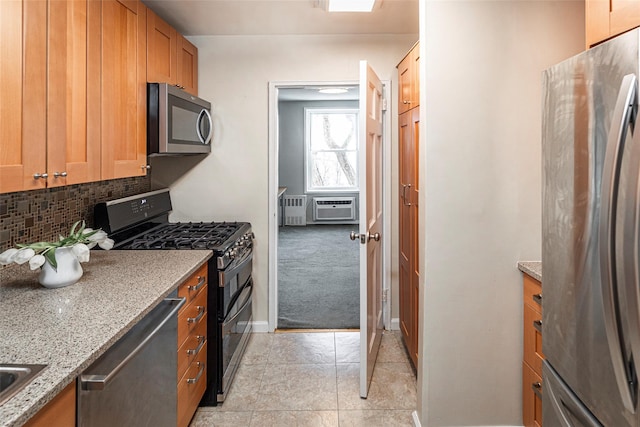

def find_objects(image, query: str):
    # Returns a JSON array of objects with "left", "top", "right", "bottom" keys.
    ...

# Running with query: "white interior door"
[{"left": 357, "top": 60, "right": 384, "bottom": 398}]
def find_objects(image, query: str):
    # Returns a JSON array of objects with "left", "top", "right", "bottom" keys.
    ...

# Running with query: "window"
[{"left": 305, "top": 108, "right": 359, "bottom": 192}]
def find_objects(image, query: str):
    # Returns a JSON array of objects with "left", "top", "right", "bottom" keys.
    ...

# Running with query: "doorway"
[
  {"left": 268, "top": 81, "right": 392, "bottom": 332},
  {"left": 275, "top": 84, "right": 360, "bottom": 329}
]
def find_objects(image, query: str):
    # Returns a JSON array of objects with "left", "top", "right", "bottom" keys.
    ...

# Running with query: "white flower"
[
  {"left": 72, "top": 244, "right": 91, "bottom": 263},
  {"left": 13, "top": 248, "right": 35, "bottom": 265},
  {"left": 29, "top": 254, "right": 46, "bottom": 270},
  {"left": 97, "top": 238, "right": 114, "bottom": 251},
  {"left": 0, "top": 248, "right": 19, "bottom": 265}
]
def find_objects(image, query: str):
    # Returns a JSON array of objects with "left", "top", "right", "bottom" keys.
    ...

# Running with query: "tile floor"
[{"left": 190, "top": 330, "right": 417, "bottom": 427}]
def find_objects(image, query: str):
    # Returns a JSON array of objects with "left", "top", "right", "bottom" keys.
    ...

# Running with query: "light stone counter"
[
  {"left": 0, "top": 250, "right": 212, "bottom": 427},
  {"left": 518, "top": 261, "right": 542, "bottom": 282}
]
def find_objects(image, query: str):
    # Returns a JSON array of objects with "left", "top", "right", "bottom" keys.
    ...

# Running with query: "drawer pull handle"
[
  {"left": 533, "top": 319, "right": 542, "bottom": 333},
  {"left": 188, "top": 276, "right": 206, "bottom": 292},
  {"left": 187, "top": 336, "right": 206, "bottom": 356},
  {"left": 187, "top": 362, "right": 205, "bottom": 384},
  {"left": 531, "top": 381, "right": 542, "bottom": 399},
  {"left": 532, "top": 293, "right": 542, "bottom": 305},
  {"left": 187, "top": 306, "right": 205, "bottom": 324}
]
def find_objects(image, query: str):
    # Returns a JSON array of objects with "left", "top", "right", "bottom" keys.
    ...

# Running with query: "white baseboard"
[
  {"left": 390, "top": 317, "right": 400, "bottom": 331},
  {"left": 250, "top": 320, "right": 269, "bottom": 333}
]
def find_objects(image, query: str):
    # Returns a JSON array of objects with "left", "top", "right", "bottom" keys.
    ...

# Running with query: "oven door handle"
[
  {"left": 223, "top": 284, "right": 253, "bottom": 326},
  {"left": 219, "top": 250, "right": 252, "bottom": 287},
  {"left": 224, "top": 279, "right": 253, "bottom": 320}
]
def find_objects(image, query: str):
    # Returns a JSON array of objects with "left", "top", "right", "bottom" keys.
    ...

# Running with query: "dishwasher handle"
[{"left": 80, "top": 297, "right": 185, "bottom": 391}]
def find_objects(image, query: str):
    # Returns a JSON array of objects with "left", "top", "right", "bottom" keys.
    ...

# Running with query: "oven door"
[
  {"left": 219, "top": 279, "right": 252, "bottom": 402},
  {"left": 219, "top": 249, "right": 252, "bottom": 318}
]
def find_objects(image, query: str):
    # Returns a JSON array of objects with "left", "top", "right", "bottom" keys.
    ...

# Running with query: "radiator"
[
  {"left": 313, "top": 197, "right": 356, "bottom": 221},
  {"left": 283, "top": 195, "right": 307, "bottom": 226}
]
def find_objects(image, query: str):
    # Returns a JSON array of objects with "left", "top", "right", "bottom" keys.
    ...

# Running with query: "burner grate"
[{"left": 120, "top": 221, "right": 245, "bottom": 250}]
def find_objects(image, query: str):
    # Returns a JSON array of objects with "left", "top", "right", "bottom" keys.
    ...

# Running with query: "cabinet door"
[
  {"left": 409, "top": 107, "right": 420, "bottom": 367},
  {"left": 47, "top": 0, "right": 101, "bottom": 187},
  {"left": 412, "top": 43, "right": 420, "bottom": 109},
  {"left": 0, "top": 0, "right": 47, "bottom": 193},
  {"left": 147, "top": 7, "right": 177, "bottom": 86},
  {"left": 398, "top": 111, "right": 413, "bottom": 353},
  {"left": 177, "top": 34, "right": 198, "bottom": 96},
  {"left": 586, "top": 0, "right": 640, "bottom": 47},
  {"left": 397, "top": 54, "right": 412, "bottom": 115},
  {"left": 398, "top": 107, "right": 420, "bottom": 368},
  {"left": 101, "top": 0, "right": 147, "bottom": 179},
  {"left": 610, "top": 0, "right": 640, "bottom": 37}
]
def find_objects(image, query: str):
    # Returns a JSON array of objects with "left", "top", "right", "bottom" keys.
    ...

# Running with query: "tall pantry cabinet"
[{"left": 397, "top": 42, "right": 420, "bottom": 368}]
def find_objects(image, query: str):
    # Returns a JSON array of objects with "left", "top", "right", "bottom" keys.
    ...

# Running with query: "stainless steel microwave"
[{"left": 147, "top": 83, "right": 212, "bottom": 156}]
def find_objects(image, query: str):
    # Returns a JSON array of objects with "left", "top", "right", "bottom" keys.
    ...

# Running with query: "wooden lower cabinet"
[
  {"left": 522, "top": 274, "right": 543, "bottom": 427},
  {"left": 523, "top": 362, "right": 543, "bottom": 427},
  {"left": 23, "top": 381, "right": 75, "bottom": 427},
  {"left": 177, "top": 266, "right": 208, "bottom": 427}
]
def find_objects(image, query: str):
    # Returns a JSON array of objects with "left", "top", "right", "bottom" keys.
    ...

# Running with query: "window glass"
[{"left": 305, "top": 109, "right": 359, "bottom": 192}]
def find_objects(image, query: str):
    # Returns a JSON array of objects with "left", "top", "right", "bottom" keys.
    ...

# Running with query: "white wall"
[
  {"left": 418, "top": 1, "right": 584, "bottom": 425},
  {"left": 150, "top": 34, "right": 417, "bottom": 324}
]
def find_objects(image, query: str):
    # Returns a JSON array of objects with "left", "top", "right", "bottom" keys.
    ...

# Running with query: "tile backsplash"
[{"left": 0, "top": 177, "right": 151, "bottom": 253}]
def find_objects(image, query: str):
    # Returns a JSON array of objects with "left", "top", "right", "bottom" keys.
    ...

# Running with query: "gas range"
[
  {"left": 94, "top": 188, "right": 254, "bottom": 406},
  {"left": 94, "top": 189, "right": 252, "bottom": 270},
  {"left": 117, "top": 221, "right": 252, "bottom": 269}
]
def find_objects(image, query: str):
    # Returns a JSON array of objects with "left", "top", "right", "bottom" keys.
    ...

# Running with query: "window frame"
[{"left": 304, "top": 107, "right": 360, "bottom": 193}]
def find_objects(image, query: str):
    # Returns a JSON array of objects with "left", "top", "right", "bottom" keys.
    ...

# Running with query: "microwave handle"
[{"left": 196, "top": 109, "right": 213, "bottom": 145}]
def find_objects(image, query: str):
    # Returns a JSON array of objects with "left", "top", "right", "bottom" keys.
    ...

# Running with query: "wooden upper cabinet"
[
  {"left": 147, "top": 8, "right": 198, "bottom": 95},
  {"left": 101, "top": 0, "right": 148, "bottom": 179},
  {"left": 177, "top": 34, "right": 198, "bottom": 96},
  {"left": 0, "top": 0, "right": 47, "bottom": 193},
  {"left": 587, "top": 0, "right": 640, "bottom": 47},
  {"left": 47, "top": 0, "right": 101, "bottom": 187},
  {"left": 397, "top": 42, "right": 419, "bottom": 114},
  {"left": 147, "top": 8, "right": 177, "bottom": 85}
]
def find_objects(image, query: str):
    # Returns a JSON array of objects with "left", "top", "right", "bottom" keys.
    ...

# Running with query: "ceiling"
[
  {"left": 141, "top": 0, "right": 419, "bottom": 36},
  {"left": 278, "top": 85, "right": 359, "bottom": 101}
]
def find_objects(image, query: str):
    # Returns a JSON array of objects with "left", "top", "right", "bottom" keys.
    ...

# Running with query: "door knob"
[
  {"left": 368, "top": 232, "right": 381, "bottom": 242},
  {"left": 350, "top": 231, "right": 365, "bottom": 244}
]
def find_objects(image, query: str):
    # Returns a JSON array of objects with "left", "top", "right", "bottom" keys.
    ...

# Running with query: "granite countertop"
[
  {"left": 0, "top": 250, "right": 212, "bottom": 427},
  {"left": 518, "top": 261, "right": 542, "bottom": 282}
]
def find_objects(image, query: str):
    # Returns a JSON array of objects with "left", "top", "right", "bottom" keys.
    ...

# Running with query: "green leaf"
[{"left": 43, "top": 248, "right": 57, "bottom": 270}]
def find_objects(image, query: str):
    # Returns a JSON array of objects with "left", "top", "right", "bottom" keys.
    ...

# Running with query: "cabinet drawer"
[
  {"left": 523, "top": 362, "right": 543, "bottom": 427},
  {"left": 177, "top": 313, "right": 207, "bottom": 380},
  {"left": 523, "top": 274, "right": 542, "bottom": 313},
  {"left": 524, "top": 302, "right": 544, "bottom": 376},
  {"left": 178, "top": 285, "right": 207, "bottom": 344},
  {"left": 178, "top": 264, "right": 207, "bottom": 306},
  {"left": 177, "top": 347, "right": 207, "bottom": 427}
]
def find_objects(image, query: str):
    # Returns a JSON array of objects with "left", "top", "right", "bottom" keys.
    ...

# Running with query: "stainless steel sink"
[{"left": 0, "top": 364, "right": 46, "bottom": 406}]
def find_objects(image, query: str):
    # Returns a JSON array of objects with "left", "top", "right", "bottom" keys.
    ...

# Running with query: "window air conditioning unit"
[{"left": 313, "top": 197, "right": 356, "bottom": 221}]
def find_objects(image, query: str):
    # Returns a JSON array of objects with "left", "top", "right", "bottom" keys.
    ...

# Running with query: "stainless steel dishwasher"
[{"left": 77, "top": 294, "right": 185, "bottom": 427}]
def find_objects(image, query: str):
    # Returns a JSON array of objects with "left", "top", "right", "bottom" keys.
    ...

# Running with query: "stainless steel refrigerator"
[{"left": 542, "top": 28, "right": 640, "bottom": 426}]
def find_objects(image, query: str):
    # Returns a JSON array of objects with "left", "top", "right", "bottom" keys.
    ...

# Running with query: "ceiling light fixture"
[
  {"left": 318, "top": 88, "right": 349, "bottom": 94},
  {"left": 320, "top": 0, "right": 377, "bottom": 13}
]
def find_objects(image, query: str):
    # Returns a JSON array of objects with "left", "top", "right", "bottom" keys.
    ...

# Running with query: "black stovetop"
[{"left": 117, "top": 222, "right": 249, "bottom": 251}]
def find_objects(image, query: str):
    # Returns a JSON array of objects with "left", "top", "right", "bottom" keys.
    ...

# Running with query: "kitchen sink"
[{"left": 0, "top": 364, "right": 46, "bottom": 406}]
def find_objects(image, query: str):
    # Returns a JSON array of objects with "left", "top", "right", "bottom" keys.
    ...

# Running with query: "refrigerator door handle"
[
  {"left": 544, "top": 362, "right": 603, "bottom": 427},
  {"left": 599, "top": 73, "right": 638, "bottom": 413},
  {"left": 623, "top": 116, "right": 640, "bottom": 384}
]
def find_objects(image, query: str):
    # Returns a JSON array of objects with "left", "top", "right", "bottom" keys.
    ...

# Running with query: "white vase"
[{"left": 38, "top": 247, "right": 84, "bottom": 289}]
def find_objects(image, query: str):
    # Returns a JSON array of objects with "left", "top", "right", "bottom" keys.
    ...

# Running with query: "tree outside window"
[{"left": 305, "top": 108, "right": 359, "bottom": 192}]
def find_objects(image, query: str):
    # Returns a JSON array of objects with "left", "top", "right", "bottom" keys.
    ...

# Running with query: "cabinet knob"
[
  {"left": 53, "top": 171, "right": 67, "bottom": 178},
  {"left": 141, "top": 165, "right": 151, "bottom": 171},
  {"left": 33, "top": 173, "right": 48, "bottom": 180}
]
